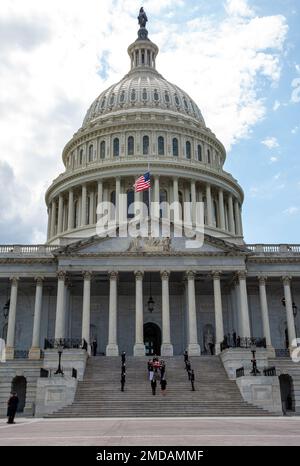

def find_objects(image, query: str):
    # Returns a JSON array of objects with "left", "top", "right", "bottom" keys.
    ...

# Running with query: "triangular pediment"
[{"left": 53, "top": 228, "right": 248, "bottom": 256}]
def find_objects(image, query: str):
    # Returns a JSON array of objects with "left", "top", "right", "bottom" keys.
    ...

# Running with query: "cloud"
[
  {"left": 269, "top": 156, "right": 278, "bottom": 163},
  {"left": 273, "top": 100, "right": 280, "bottom": 111},
  {"left": 0, "top": 0, "right": 289, "bottom": 243},
  {"left": 261, "top": 137, "right": 279, "bottom": 149},
  {"left": 291, "top": 125, "right": 299, "bottom": 134},
  {"left": 225, "top": 0, "right": 254, "bottom": 17},
  {"left": 283, "top": 206, "right": 299, "bottom": 215}
]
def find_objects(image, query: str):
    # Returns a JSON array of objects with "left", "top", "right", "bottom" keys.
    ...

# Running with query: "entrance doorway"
[
  {"left": 11, "top": 376, "right": 27, "bottom": 413},
  {"left": 144, "top": 323, "right": 161, "bottom": 356},
  {"left": 279, "top": 374, "right": 295, "bottom": 414}
]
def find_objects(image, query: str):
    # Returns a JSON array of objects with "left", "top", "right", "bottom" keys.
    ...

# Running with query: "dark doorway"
[
  {"left": 144, "top": 323, "right": 161, "bottom": 356},
  {"left": 279, "top": 374, "right": 294, "bottom": 414},
  {"left": 11, "top": 376, "right": 27, "bottom": 413}
]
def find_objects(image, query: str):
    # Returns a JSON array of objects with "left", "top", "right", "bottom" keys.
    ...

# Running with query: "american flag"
[{"left": 134, "top": 172, "right": 151, "bottom": 192}]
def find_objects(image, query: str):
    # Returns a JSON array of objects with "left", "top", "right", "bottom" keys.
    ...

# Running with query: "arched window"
[
  {"left": 131, "top": 89, "right": 136, "bottom": 102},
  {"left": 183, "top": 98, "right": 189, "bottom": 111},
  {"left": 128, "top": 136, "right": 134, "bottom": 156},
  {"left": 127, "top": 190, "right": 134, "bottom": 218},
  {"left": 172, "top": 138, "right": 178, "bottom": 156},
  {"left": 100, "top": 96, "right": 106, "bottom": 109},
  {"left": 88, "top": 145, "right": 94, "bottom": 162},
  {"left": 143, "top": 135, "right": 149, "bottom": 155},
  {"left": 100, "top": 141, "right": 106, "bottom": 159},
  {"left": 113, "top": 138, "right": 119, "bottom": 157},
  {"left": 142, "top": 88, "right": 147, "bottom": 101},
  {"left": 197, "top": 144, "right": 202, "bottom": 161},
  {"left": 120, "top": 90, "right": 125, "bottom": 103},
  {"left": 153, "top": 89, "right": 159, "bottom": 101},
  {"left": 79, "top": 149, "right": 83, "bottom": 165},
  {"left": 207, "top": 149, "right": 211, "bottom": 163},
  {"left": 109, "top": 93, "right": 115, "bottom": 106},
  {"left": 158, "top": 136, "right": 164, "bottom": 155},
  {"left": 164, "top": 91, "right": 170, "bottom": 103},
  {"left": 186, "top": 141, "right": 191, "bottom": 159},
  {"left": 174, "top": 94, "right": 180, "bottom": 106}
]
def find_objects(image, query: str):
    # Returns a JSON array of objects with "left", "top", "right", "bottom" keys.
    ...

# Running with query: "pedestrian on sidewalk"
[
  {"left": 121, "top": 373, "right": 126, "bottom": 392},
  {"left": 7, "top": 392, "right": 19, "bottom": 424},
  {"left": 151, "top": 378, "right": 157, "bottom": 396},
  {"left": 160, "top": 378, "right": 167, "bottom": 396},
  {"left": 190, "top": 370, "right": 195, "bottom": 391}
]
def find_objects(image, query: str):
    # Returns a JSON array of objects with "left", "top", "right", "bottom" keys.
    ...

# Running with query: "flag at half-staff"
[{"left": 134, "top": 172, "right": 151, "bottom": 192}]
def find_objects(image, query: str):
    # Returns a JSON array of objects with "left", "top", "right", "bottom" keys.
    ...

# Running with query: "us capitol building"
[{"left": 0, "top": 10, "right": 300, "bottom": 417}]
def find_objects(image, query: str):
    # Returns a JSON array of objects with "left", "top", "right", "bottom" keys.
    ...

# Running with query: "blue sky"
[{"left": 0, "top": 0, "right": 299, "bottom": 244}]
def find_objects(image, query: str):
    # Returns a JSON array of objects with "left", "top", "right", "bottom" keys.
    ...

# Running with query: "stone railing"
[
  {"left": 0, "top": 245, "right": 58, "bottom": 256},
  {"left": 247, "top": 244, "right": 300, "bottom": 254}
]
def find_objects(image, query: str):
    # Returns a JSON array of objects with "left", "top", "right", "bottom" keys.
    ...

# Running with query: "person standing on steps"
[
  {"left": 121, "top": 351, "right": 126, "bottom": 364},
  {"left": 232, "top": 330, "right": 237, "bottom": 348},
  {"left": 185, "top": 360, "right": 191, "bottom": 379},
  {"left": 160, "top": 360, "right": 166, "bottom": 380},
  {"left": 160, "top": 378, "right": 167, "bottom": 396},
  {"left": 184, "top": 350, "right": 188, "bottom": 364},
  {"left": 121, "top": 373, "right": 126, "bottom": 392},
  {"left": 190, "top": 370, "right": 195, "bottom": 391},
  {"left": 91, "top": 339, "right": 97, "bottom": 356},
  {"left": 7, "top": 392, "right": 19, "bottom": 424},
  {"left": 151, "top": 378, "right": 157, "bottom": 396},
  {"left": 121, "top": 362, "right": 126, "bottom": 375}
]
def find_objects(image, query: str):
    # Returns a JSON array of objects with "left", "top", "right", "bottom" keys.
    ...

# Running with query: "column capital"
[
  {"left": 83, "top": 271, "right": 93, "bottom": 281},
  {"left": 134, "top": 270, "right": 144, "bottom": 280},
  {"left": 212, "top": 271, "right": 222, "bottom": 280},
  {"left": 108, "top": 271, "right": 118, "bottom": 281},
  {"left": 236, "top": 270, "right": 247, "bottom": 280},
  {"left": 9, "top": 276, "right": 19, "bottom": 286},
  {"left": 57, "top": 270, "right": 67, "bottom": 281},
  {"left": 185, "top": 270, "right": 195, "bottom": 280},
  {"left": 258, "top": 275, "right": 268, "bottom": 285},
  {"left": 34, "top": 276, "right": 44, "bottom": 286},
  {"left": 282, "top": 275, "right": 292, "bottom": 285},
  {"left": 160, "top": 270, "right": 170, "bottom": 281}
]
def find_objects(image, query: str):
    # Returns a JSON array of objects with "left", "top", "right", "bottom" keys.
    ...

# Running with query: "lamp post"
[
  {"left": 55, "top": 343, "right": 64, "bottom": 375},
  {"left": 250, "top": 343, "right": 260, "bottom": 376}
]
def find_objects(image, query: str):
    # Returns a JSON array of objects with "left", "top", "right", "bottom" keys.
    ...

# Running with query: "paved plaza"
[{"left": 0, "top": 417, "right": 300, "bottom": 446}]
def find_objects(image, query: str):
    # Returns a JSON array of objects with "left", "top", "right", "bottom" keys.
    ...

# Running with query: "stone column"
[
  {"left": 89, "top": 191, "right": 95, "bottom": 225},
  {"left": 47, "top": 205, "right": 52, "bottom": 240},
  {"left": 237, "top": 271, "right": 251, "bottom": 338},
  {"left": 234, "top": 199, "right": 242, "bottom": 235},
  {"left": 57, "top": 194, "right": 64, "bottom": 234},
  {"left": 206, "top": 184, "right": 213, "bottom": 226},
  {"left": 5, "top": 277, "right": 19, "bottom": 360},
  {"left": 161, "top": 271, "right": 173, "bottom": 356},
  {"left": 115, "top": 177, "right": 121, "bottom": 224},
  {"left": 282, "top": 276, "right": 297, "bottom": 350},
  {"left": 191, "top": 180, "right": 196, "bottom": 226},
  {"left": 228, "top": 194, "right": 235, "bottom": 234},
  {"left": 50, "top": 199, "right": 57, "bottom": 237},
  {"left": 82, "top": 272, "right": 92, "bottom": 352},
  {"left": 81, "top": 184, "right": 87, "bottom": 226},
  {"left": 67, "top": 189, "right": 74, "bottom": 231},
  {"left": 106, "top": 271, "right": 119, "bottom": 356},
  {"left": 97, "top": 180, "right": 103, "bottom": 214},
  {"left": 258, "top": 276, "right": 274, "bottom": 355},
  {"left": 29, "top": 277, "right": 44, "bottom": 360},
  {"left": 218, "top": 189, "right": 225, "bottom": 230},
  {"left": 213, "top": 272, "right": 224, "bottom": 355},
  {"left": 173, "top": 177, "right": 180, "bottom": 224},
  {"left": 134, "top": 271, "right": 145, "bottom": 356},
  {"left": 186, "top": 271, "right": 201, "bottom": 355},
  {"left": 54, "top": 271, "right": 67, "bottom": 340}
]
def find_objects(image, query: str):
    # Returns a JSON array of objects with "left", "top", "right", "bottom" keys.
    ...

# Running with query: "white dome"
[{"left": 82, "top": 32, "right": 206, "bottom": 128}]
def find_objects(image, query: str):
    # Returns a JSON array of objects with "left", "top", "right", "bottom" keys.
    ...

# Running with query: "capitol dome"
[{"left": 45, "top": 16, "right": 244, "bottom": 246}]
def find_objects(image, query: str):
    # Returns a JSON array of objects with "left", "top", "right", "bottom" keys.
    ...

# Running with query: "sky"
[{"left": 0, "top": 0, "right": 299, "bottom": 244}]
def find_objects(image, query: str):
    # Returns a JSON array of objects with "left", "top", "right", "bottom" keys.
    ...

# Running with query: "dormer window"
[
  {"left": 164, "top": 91, "right": 170, "bottom": 103},
  {"left": 183, "top": 98, "right": 189, "bottom": 111},
  {"left": 109, "top": 94, "right": 115, "bottom": 106},
  {"left": 100, "top": 96, "right": 106, "bottom": 109},
  {"left": 131, "top": 89, "right": 136, "bottom": 102},
  {"left": 154, "top": 89, "right": 159, "bottom": 101},
  {"left": 142, "top": 88, "right": 148, "bottom": 101},
  {"left": 120, "top": 90, "right": 125, "bottom": 103},
  {"left": 174, "top": 94, "right": 180, "bottom": 106}
]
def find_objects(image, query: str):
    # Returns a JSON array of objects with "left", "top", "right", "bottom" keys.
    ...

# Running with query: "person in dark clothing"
[
  {"left": 121, "top": 363, "right": 126, "bottom": 375},
  {"left": 160, "top": 378, "right": 167, "bottom": 395},
  {"left": 223, "top": 334, "right": 228, "bottom": 349},
  {"left": 232, "top": 330, "right": 237, "bottom": 347},
  {"left": 208, "top": 342, "right": 214, "bottom": 355},
  {"left": 236, "top": 336, "right": 241, "bottom": 347},
  {"left": 184, "top": 350, "right": 188, "bottom": 364},
  {"left": 121, "top": 373, "right": 125, "bottom": 392},
  {"left": 91, "top": 339, "right": 97, "bottom": 356},
  {"left": 121, "top": 351, "right": 126, "bottom": 364},
  {"left": 7, "top": 392, "right": 19, "bottom": 424},
  {"left": 82, "top": 339, "right": 88, "bottom": 351},
  {"left": 190, "top": 370, "right": 195, "bottom": 391},
  {"left": 160, "top": 360, "right": 166, "bottom": 380},
  {"left": 185, "top": 360, "right": 191, "bottom": 379},
  {"left": 151, "top": 378, "right": 157, "bottom": 395}
]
